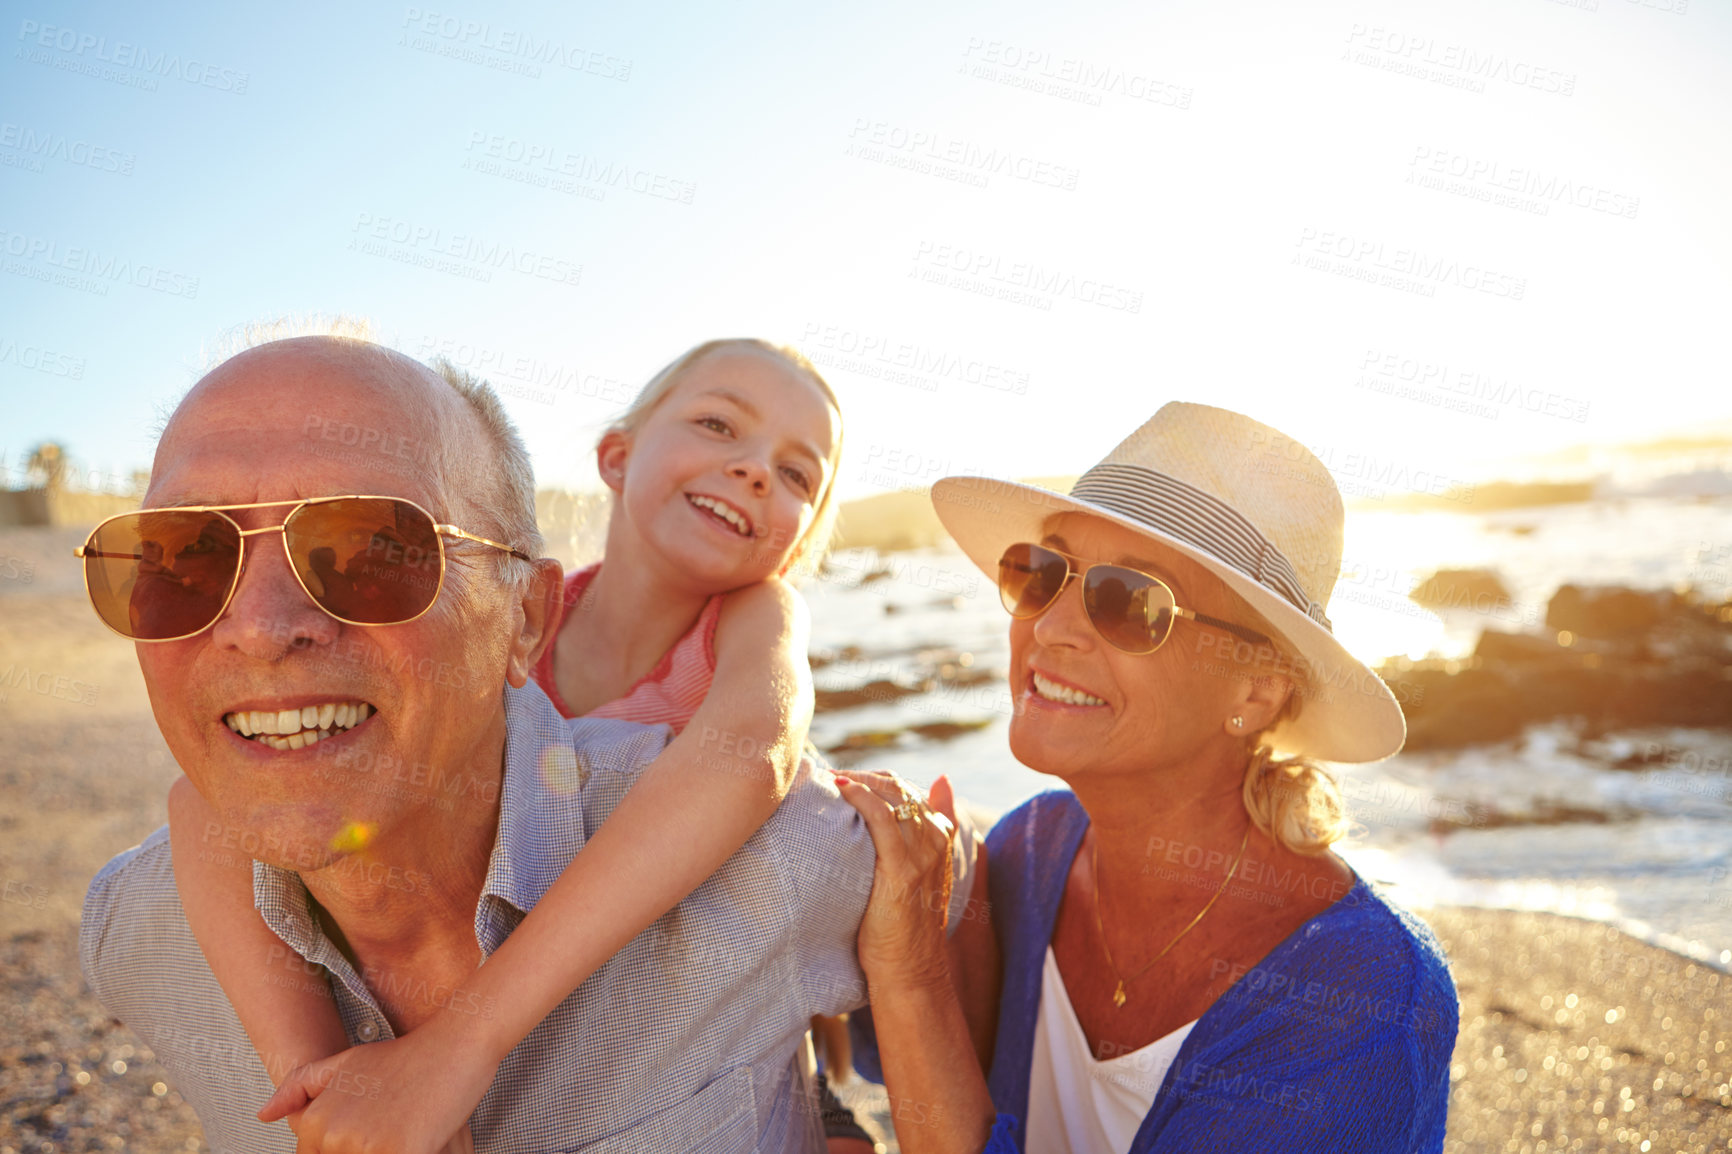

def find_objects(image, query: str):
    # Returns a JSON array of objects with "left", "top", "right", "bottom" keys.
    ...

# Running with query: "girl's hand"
[
  {"left": 259, "top": 1023, "right": 487, "bottom": 1154},
  {"left": 833, "top": 771, "right": 958, "bottom": 996}
]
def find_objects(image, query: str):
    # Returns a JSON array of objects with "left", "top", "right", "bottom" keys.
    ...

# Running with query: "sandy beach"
[{"left": 3, "top": 524, "right": 1729, "bottom": 1153}]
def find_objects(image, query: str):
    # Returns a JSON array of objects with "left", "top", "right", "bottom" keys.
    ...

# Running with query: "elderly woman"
[{"left": 835, "top": 402, "right": 1459, "bottom": 1153}]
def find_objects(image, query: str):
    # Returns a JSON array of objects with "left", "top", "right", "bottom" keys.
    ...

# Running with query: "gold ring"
[{"left": 893, "top": 800, "right": 921, "bottom": 821}]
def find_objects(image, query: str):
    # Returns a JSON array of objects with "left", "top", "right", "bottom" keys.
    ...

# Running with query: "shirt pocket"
[{"left": 559, "top": 1065, "right": 758, "bottom": 1154}]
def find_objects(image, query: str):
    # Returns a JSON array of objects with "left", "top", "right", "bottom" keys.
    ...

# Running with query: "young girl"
[{"left": 167, "top": 337, "right": 847, "bottom": 1152}]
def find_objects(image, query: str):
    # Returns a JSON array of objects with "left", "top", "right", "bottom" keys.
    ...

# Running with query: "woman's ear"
[
  {"left": 596, "top": 430, "right": 630, "bottom": 494},
  {"left": 1230, "top": 674, "right": 1294, "bottom": 737}
]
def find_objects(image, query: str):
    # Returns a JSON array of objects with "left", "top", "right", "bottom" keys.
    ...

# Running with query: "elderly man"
[{"left": 78, "top": 336, "right": 968, "bottom": 1151}]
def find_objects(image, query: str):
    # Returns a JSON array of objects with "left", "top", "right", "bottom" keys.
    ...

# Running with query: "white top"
[{"left": 1025, "top": 946, "right": 1198, "bottom": 1154}]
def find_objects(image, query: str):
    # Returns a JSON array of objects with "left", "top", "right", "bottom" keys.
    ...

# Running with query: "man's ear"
[
  {"left": 596, "top": 430, "right": 630, "bottom": 495},
  {"left": 508, "top": 558, "right": 567, "bottom": 688}
]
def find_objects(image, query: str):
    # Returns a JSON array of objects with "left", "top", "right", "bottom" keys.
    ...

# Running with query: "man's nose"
[{"left": 208, "top": 532, "right": 340, "bottom": 658}]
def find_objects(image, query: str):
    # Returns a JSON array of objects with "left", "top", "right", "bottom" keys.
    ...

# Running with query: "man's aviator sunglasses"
[
  {"left": 75, "top": 495, "right": 532, "bottom": 642},
  {"left": 997, "top": 542, "right": 1271, "bottom": 655}
]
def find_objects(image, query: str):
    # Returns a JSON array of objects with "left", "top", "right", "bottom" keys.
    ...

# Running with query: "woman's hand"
[
  {"left": 833, "top": 771, "right": 958, "bottom": 996},
  {"left": 834, "top": 771, "right": 997, "bottom": 1153},
  {"left": 259, "top": 1022, "right": 485, "bottom": 1154}
]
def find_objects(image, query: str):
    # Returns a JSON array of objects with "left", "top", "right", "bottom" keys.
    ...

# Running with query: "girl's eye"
[
  {"left": 696, "top": 416, "right": 732, "bottom": 435},
  {"left": 781, "top": 465, "right": 811, "bottom": 494}
]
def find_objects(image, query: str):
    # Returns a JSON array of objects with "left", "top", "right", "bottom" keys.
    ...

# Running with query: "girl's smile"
[{"left": 685, "top": 492, "right": 756, "bottom": 538}]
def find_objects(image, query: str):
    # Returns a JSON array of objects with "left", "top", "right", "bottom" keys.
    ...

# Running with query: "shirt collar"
[
  {"left": 251, "top": 681, "right": 602, "bottom": 976},
  {"left": 473, "top": 681, "right": 598, "bottom": 952}
]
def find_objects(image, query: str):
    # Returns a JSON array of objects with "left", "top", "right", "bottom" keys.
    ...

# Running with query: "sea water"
[{"left": 803, "top": 492, "right": 1732, "bottom": 967}]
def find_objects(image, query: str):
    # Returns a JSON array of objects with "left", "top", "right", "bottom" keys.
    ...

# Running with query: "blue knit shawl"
[{"left": 857, "top": 789, "right": 1458, "bottom": 1152}]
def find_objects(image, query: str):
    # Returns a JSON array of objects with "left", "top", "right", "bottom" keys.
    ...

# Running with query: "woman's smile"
[{"left": 1025, "top": 667, "right": 1108, "bottom": 709}]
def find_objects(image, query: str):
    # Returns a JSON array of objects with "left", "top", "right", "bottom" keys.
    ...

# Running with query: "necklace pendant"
[{"left": 1112, "top": 981, "right": 1127, "bottom": 1008}]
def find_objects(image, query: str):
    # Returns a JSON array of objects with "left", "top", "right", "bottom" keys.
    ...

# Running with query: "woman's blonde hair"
[
  {"left": 1227, "top": 597, "right": 1351, "bottom": 856},
  {"left": 604, "top": 338, "right": 844, "bottom": 581}
]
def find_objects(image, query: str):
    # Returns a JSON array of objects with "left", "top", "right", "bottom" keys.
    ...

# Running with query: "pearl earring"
[{"left": 1231, "top": 716, "right": 1244, "bottom": 729}]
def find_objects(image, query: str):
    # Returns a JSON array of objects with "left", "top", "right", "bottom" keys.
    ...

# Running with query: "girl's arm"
[
  {"left": 261, "top": 577, "right": 813, "bottom": 1148},
  {"left": 166, "top": 776, "right": 350, "bottom": 1082},
  {"left": 453, "top": 576, "right": 812, "bottom": 1037}
]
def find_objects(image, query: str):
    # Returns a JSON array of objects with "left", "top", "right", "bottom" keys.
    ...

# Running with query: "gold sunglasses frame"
[
  {"left": 74, "top": 495, "right": 533, "bottom": 643},
  {"left": 998, "top": 542, "right": 1272, "bottom": 654}
]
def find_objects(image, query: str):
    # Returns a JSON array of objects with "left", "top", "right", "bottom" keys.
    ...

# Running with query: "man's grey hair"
[{"left": 432, "top": 359, "right": 543, "bottom": 590}]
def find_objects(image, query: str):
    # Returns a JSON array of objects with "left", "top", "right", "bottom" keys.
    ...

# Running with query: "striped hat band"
[{"left": 1068, "top": 462, "right": 1333, "bottom": 632}]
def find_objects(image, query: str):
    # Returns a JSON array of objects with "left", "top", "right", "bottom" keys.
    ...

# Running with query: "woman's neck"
[
  {"left": 1067, "top": 748, "right": 1248, "bottom": 889},
  {"left": 1065, "top": 747, "right": 1351, "bottom": 915}
]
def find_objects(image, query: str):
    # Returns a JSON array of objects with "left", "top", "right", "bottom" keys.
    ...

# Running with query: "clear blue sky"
[{"left": 3, "top": 0, "right": 1728, "bottom": 499}]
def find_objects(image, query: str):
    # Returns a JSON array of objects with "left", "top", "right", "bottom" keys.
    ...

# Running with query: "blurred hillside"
[{"left": 829, "top": 476, "right": 1077, "bottom": 552}]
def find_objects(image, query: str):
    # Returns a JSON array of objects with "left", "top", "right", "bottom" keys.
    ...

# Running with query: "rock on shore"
[{"left": 1386, "top": 585, "right": 1732, "bottom": 751}]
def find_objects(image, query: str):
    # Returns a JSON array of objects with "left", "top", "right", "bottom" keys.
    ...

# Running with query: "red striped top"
[{"left": 530, "top": 563, "right": 721, "bottom": 734}]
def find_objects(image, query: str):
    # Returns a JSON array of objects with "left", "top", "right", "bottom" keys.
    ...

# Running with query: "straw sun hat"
[{"left": 930, "top": 401, "right": 1405, "bottom": 764}]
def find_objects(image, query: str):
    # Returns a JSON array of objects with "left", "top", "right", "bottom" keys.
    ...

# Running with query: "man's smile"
[{"left": 223, "top": 699, "right": 375, "bottom": 750}]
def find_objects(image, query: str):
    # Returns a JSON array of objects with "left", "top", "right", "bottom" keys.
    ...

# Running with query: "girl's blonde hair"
[
  {"left": 605, "top": 338, "right": 844, "bottom": 581},
  {"left": 1226, "top": 598, "right": 1351, "bottom": 856}
]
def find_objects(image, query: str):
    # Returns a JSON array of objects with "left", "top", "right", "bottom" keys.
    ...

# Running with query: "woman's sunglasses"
[
  {"left": 997, "top": 541, "right": 1271, "bottom": 655},
  {"left": 75, "top": 495, "right": 532, "bottom": 642}
]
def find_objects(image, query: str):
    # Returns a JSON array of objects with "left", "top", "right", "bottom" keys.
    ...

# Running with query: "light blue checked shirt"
[{"left": 81, "top": 681, "right": 973, "bottom": 1152}]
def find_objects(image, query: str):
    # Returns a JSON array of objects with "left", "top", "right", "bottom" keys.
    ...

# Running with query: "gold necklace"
[{"left": 1090, "top": 825, "right": 1251, "bottom": 1009}]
